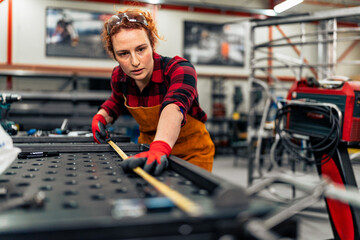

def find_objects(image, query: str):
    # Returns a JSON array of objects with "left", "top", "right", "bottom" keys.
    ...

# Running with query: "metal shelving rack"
[{"left": 247, "top": 7, "right": 360, "bottom": 186}]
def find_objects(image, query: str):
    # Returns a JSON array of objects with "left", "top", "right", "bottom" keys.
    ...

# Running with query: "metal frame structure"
[
  {"left": 246, "top": 169, "right": 360, "bottom": 234},
  {"left": 244, "top": 7, "right": 360, "bottom": 240},
  {"left": 247, "top": 6, "right": 360, "bottom": 186}
]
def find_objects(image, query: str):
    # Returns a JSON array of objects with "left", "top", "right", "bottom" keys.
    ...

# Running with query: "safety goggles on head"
[{"left": 107, "top": 12, "right": 148, "bottom": 35}]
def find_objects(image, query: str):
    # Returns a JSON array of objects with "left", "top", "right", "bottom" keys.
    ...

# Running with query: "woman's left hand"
[{"left": 120, "top": 140, "right": 171, "bottom": 175}]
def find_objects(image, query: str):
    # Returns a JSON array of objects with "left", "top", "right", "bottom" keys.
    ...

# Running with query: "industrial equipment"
[
  {"left": 282, "top": 78, "right": 360, "bottom": 240},
  {"left": 0, "top": 93, "right": 21, "bottom": 135},
  {"left": 287, "top": 78, "right": 360, "bottom": 143}
]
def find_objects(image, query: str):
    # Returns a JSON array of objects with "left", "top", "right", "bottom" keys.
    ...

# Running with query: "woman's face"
[{"left": 112, "top": 28, "right": 154, "bottom": 85}]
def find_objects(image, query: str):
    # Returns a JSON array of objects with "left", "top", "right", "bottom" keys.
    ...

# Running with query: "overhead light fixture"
[
  {"left": 274, "top": 0, "right": 303, "bottom": 13},
  {"left": 148, "top": 0, "right": 161, "bottom": 4}
]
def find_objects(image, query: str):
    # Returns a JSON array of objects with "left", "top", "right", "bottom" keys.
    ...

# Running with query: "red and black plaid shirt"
[{"left": 101, "top": 52, "right": 207, "bottom": 125}]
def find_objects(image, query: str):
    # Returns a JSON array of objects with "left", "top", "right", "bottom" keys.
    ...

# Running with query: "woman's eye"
[{"left": 118, "top": 52, "right": 128, "bottom": 57}]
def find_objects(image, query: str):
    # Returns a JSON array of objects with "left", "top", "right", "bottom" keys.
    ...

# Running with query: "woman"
[{"left": 92, "top": 9, "right": 214, "bottom": 175}]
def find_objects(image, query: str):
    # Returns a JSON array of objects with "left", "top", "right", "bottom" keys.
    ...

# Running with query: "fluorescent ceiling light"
[
  {"left": 148, "top": 0, "right": 161, "bottom": 4},
  {"left": 274, "top": 0, "right": 303, "bottom": 13}
]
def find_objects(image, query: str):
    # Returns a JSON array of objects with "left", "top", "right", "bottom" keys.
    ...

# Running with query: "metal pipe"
[
  {"left": 257, "top": 27, "right": 360, "bottom": 49},
  {"left": 255, "top": 35, "right": 360, "bottom": 49},
  {"left": 246, "top": 170, "right": 360, "bottom": 229},
  {"left": 251, "top": 6, "right": 360, "bottom": 27}
]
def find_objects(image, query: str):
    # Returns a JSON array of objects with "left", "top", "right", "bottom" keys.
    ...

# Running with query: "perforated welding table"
[{"left": 0, "top": 137, "right": 296, "bottom": 239}]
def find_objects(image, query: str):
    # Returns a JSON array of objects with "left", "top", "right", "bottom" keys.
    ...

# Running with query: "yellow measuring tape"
[{"left": 107, "top": 140, "right": 202, "bottom": 217}]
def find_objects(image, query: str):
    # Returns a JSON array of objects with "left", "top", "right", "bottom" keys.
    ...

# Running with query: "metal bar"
[
  {"left": 11, "top": 136, "right": 130, "bottom": 143},
  {"left": 251, "top": 6, "right": 360, "bottom": 27},
  {"left": 341, "top": 60, "right": 360, "bottom": 65},
  {"left": 246, "top": 170, "right": 360, "bottom": 230},
  {"left": 252, "top": 62, "right": 336, "bottom": 70},
  {"left": 277, "top": 174, "right": 360, "bottom": 209},
  {"left": 0, "top": 69, "right": 109, "bottom": 79},
  {"left": 257, "top": 49, "right": 303, "bottom": 65},
  {"left": 337, "top": 40, "right": 360, "bottom": 63},
  {"left": 14, "top": 142, "right": 144, "bottom": 153},
  {"left": 254, "top": 97, "right": 271, "bottom": 179},
  {"left": 268, "top": 25, "right": 273, "bottom": 84},
  {"left": 263, "top": 181, "right": 326, "bottom": 229},
  {"left": 1, "top": 90, "right": 109, "bottom": 102},
  {"left": 318, "top": 21, "right": 327, "bottom": 80},
  {"left": 275, "top": 25, "right": 317, "bottom": 77},
  {"left": 331, "top": 19, "right": 337, "bottom": 77},
  {"left": 255, "top": 35, "right": 360, "bottom": 49},
  {"left": 247, "top": 23, "right": 257, "bottom": 186},
  {"left": 256, "top": 27, "right": 360, "bottom": 47},
  {"left": 299, "top": 22, "right": 305, "bottom": 80}
]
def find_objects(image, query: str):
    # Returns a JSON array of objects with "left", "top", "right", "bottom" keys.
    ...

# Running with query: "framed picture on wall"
[
  {"left": 46, "top": 7, "right": 111, "bottom": 59},
  {"left": 183, "top": 21, "right": 246, "bottom": 67}
]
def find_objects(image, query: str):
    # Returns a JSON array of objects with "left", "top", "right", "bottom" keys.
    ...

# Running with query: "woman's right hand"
[{"left": 91, "top": 114, "right": 110, "bottom": 144}]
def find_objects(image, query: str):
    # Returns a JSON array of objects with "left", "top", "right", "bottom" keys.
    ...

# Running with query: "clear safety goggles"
[{"left": 107, "top": 12, "right": 148, "bottom": 35}]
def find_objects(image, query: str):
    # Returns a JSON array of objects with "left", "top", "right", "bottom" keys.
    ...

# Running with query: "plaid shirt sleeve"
[
  {"left": 100, "top": 66, "right": 128, "bottom": 122},
  {"left": 161, "top": 56, "right": 207, "bottom": 125}
]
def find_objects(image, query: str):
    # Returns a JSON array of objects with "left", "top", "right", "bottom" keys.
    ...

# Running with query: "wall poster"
[
  {"left": 183, "top": 21, "right": 246, "bottom": 67},
  {"left": 46, "top": 7, "right": 111, "bottom": 59}
]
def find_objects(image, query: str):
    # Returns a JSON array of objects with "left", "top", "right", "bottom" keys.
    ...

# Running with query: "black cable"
[
  {"left": 275, "top": 103, "right": 341, "bottom": 165},
  {"left": 279, "top": 108, "right": 339, "bottom": 154},
  {"left": 261, "top": 102, "right": 341, "bottom": 203},
  {"left": 277, "top": 104, "right": 341, "bottom": 164},
  {"left": 278, "top": 107, "right": 339, "bottom": 165}
]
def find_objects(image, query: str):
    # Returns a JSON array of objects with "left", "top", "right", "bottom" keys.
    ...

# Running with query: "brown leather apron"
[{"left": 125, "top": 101, "right": 215, "bottom": 172}]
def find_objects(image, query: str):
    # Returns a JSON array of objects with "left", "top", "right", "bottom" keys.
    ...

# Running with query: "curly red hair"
[{"left": 101, "top": 9, "right": 162, "bottom": 59}]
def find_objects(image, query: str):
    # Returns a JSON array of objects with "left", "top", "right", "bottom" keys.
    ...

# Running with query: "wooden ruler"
[{"left": 107, "top": 140, "right": 202, "bottom": 217}]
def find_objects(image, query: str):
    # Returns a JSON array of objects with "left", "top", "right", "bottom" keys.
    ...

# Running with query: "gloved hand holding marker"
[{"left": 92, "top": 114, "right": 110, "bottom": 144}]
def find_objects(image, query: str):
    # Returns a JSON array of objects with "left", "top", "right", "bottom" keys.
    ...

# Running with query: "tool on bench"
[
  {"left": 107, "top": 140, "right": 203, "bottom": 217},
  {"left": 0, "top": 191, "right": 46, "bottom": 212},
  {"left": 0, "top": 93, "right": 21, "bottom": 135},
  {"left": 18, "top": 151, "right": 60, "bottom": 159}
]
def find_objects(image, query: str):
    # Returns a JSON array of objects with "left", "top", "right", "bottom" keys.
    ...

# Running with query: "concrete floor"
[{"left": 211, "top": 154, "right": 360, "bottom": 240}]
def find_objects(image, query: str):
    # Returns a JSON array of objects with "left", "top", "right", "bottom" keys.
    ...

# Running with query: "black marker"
[{"left": 18, "top": 151, "right": 59, "bottom": 159}]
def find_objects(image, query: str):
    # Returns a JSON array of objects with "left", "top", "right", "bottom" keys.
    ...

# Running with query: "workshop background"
[
  {"left": 1, "top": 0, "right": 360, "bottom": 135},
  {"left": 1, "top": 0, "right": 360, "bottom": 240}
]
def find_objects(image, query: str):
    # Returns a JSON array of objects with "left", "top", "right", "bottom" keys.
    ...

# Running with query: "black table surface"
[{"left": 0, "top": 142, "right": 293, "bottom": 240}]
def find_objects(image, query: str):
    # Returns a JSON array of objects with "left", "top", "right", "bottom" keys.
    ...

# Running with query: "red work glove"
[
  {"left": 92, "top": 114, "right": 110, "bottom": 144},
  {"left": 120, "top": 140, "right": 171, "bottom": 175}
]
